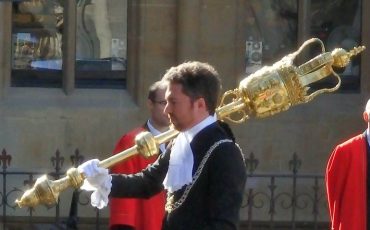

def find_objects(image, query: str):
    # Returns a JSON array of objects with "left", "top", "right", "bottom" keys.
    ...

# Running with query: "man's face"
[
  {"left": 164, "top": 83, "right": 198, "bottom": 131},
  {"left": 149, "top": 87, "right": 170, "bottom": 128}
]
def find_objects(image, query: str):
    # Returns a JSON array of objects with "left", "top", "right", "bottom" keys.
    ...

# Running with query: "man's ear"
[
  {"left": 363, "top": 111, "right": 369, "bottom": 122},
  {"left": 147, "top": 99, "right": 154, "bottom": 110},
  {"left": 196, "top": 97, "right": 207, "bottom": 110}
]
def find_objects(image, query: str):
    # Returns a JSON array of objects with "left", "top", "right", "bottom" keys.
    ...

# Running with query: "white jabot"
[
  {"left": 367, "top": 128, "right": 370, "bottom": 147},
  {"left": 163, "top": 115, "right": 217, "bottom": 192},
  {"left": 147, "top": 119, "right": 166, "bottom": 153}
]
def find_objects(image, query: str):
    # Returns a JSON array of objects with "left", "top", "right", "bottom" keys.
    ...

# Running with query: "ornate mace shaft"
[{"left": 15, "top": 38, "right": 365, "bottom": 208}]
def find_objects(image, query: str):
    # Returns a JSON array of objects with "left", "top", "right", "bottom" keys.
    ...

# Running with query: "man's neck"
[{"left": 184, "top": 112, "right": 211, "bottom": 131}]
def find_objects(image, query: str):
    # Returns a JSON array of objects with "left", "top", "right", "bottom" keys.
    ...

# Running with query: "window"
[
  {"left": 244, "top": 0, "right": 362, "bottom": 93},
  {"left": 75, "top": 0, "right": 127, "bottom": 88},
  {"left": 308, "top": 0, "right": 361, "bottom": 92},
  {"left": 12, "top": 0, "right": 63, "bottom": 87},
  {"left": 11, "top": 0, "right": 127, "bottom": 89},
  {"left": 244, "top": 1, "right": 298, "bottom": 74}
]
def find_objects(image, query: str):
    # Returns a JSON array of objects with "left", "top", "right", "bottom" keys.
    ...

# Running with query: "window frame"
[
  {"left": 297, "top": 0, "right": 365, "bottom": 93},
  {"left": 1, "top": 1, "right": 369, "bottom": 98},
  {"left": 4, "top": 0, "right": 128, "bottom": 94}
]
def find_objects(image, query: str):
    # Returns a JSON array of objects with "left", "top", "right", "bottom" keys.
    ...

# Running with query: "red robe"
[
  {"left": 326, "top": 133, "right": 367, "bottom": 230},
  {"left": 109, "top": 126, "right": 165, "bottom": 230}
]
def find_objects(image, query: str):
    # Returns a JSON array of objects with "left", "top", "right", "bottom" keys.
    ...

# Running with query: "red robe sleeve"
[
  {"left": 109, "top": 127, "right": 145, "bottom": 228},
  {"left": 325, "top": 133, "right": 367, "bottom": 230},
  {"left": 108, "top": 127, "right": 166, "bottom": 230}
]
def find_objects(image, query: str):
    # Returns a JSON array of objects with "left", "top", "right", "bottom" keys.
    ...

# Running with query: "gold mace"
[{"left": 15, "top": 38, "right": 365, "bottom": 208}]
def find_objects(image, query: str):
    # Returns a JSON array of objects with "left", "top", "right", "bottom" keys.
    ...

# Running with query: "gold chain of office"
[{"left": 165, "top": 139, "right": 244, "bottom": 213}]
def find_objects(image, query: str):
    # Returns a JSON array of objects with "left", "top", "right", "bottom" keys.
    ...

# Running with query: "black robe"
[{"left": 110, "top": 122, "right": 247, "bottom": 230}]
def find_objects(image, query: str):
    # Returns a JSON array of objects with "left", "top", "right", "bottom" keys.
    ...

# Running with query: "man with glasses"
[
  {"left": 109, "top": 81, "right": 170, "bottom": 230},
  {"left": 79, "top": 61, "right": 247, "bottom": 230}
]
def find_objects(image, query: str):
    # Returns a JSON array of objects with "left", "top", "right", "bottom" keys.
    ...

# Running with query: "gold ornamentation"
[
  {"left": 216, "top": 38, "right": 365, "bottom": 122},
  {"left": 16, "top": 167, "right": 84, "bottom": 208}
]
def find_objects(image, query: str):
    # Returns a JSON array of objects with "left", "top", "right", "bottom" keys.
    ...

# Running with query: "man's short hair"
[
  {"left": 161, "top": 61, "right": 221, "bottom": 114},
  {"left": 148, "top": 81, "right": 166, "bottom": 102}
]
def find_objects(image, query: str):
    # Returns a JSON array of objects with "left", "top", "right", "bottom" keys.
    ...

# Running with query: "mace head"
[
  {"left": 15, "top": 186, "right": 39, "bottom": 208},
  {"left": 15, "top": 175, "right": 57, "bottom": 208}
]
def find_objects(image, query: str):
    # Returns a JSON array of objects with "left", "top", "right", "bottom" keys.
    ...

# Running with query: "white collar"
[
  {"left": 367, "top": 128, "right": 370, "bottom": 146},
  {"left": 183, "top": 115, "right": 217, "bottom": 143},
  {"left": 162, "top": 115, "right": 216, "bottom": 193},
  {"left": 147, "top": 119, "right": 166, "bottom": 153},
  {"left": 147, "top": 119, "right": 162, "bottom": 136}
]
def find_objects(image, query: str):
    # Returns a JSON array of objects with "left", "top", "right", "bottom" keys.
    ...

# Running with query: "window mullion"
[
  {"left": 62, "top": 0, "right": 77, "bottom": 94},
  {"left": 0, "top": 2, "right": 12, "bottom": 98},
  {"left": 361, "top": 0, "right": 370, "bottom": 94},
  {"left": 297, "top": 0, "right": 311, "bottom": 46}
]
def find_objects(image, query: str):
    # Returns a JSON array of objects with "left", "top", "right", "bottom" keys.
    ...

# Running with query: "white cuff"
[{"left": 78, "top": 159, "right": 112, "bottom": 209}]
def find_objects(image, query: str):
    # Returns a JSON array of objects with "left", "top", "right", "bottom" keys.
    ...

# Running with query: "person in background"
[
  {"left": 110, "top": 81, "right": 170, "bottom": 230},
  {"left": 326, "top": 98, "right": 370, "bottom": 230},
  {"left": 79, "top": 61, "right": 247, "bottom": 230}
]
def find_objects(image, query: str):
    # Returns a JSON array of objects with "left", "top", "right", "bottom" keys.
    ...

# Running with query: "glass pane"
[
  {"left": 309, "top": 0, "right": 361, "bottom": 92},
  {"left": 12, "top": 0, "right": 63, "bottom": 87},
  {"left": 244, "top": 0, "right": 298, "bottom": 75},
  {"left": 75, "top": 0, "right": 127, "bottom": 88}
]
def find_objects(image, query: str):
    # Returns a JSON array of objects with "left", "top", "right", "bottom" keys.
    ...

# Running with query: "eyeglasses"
[{"left": 153, "top": 100, "right": 167, "bottom": 106}]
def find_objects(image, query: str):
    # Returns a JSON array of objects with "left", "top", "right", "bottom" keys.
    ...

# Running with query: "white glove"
[{"left": 77, "top": 159, "right": 112, "bottom": 209}]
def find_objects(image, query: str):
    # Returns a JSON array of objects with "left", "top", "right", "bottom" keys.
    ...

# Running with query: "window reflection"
[
  {"left": 12, "top": 0, "right": 63, "bottom": 70},
  {"left": 11, "top": 0, "right": 127, "bottom": 88},
  {"left": 309, "top": 0, "right": 361, "bottom": 92},
  {"left": 245, "top": 0, "right": 298, "bottom": 75},
  {"left": 244, "top": 0, "right": 362, "bottom": 92},
  {"left": 75, "top": 0, "right": 127, "bottom": 87}
]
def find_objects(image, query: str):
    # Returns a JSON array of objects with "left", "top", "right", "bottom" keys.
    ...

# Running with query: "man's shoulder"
[
  {"left": 127, "top": 126, "right": 147, "bottom": 135},
  {"left": 199, "top": 122, "right": 226, "bottom": 135},
  {"left": 338, "top": 133, "right": 365, "bottom": 148},
  {"left": 329, "top": 133, "right": 366, "bottom": 165},
  {"left": 194, "top": 122, "right": 238, "bottom": 152},
  {"left": 122, "top": 126, "right": 146, "bottom": 138}
]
